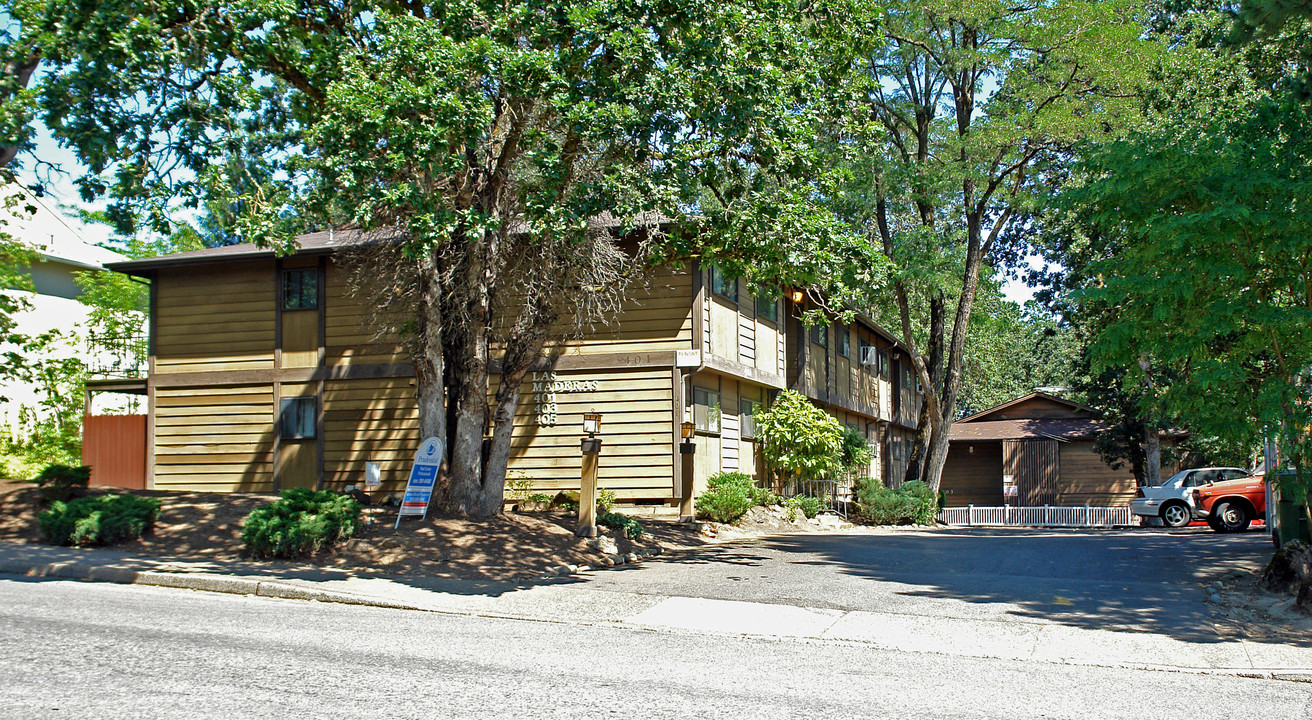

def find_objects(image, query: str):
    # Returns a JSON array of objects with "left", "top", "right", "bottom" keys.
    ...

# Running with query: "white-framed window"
[
  {"left": 692, "top": 386, "right": 722, "bottom": 434},
  {"left": 740, "top": 398, "right": 759, "bottom": 440}
]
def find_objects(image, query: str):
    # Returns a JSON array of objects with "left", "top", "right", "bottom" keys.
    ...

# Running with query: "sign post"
[{"left": 396, "top": 437, "right": 443, "bottom": 529}]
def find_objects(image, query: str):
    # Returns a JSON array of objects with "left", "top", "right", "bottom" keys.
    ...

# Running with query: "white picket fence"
[{"left": 936, "top": 505, "right": 1135, "bottom": 528}]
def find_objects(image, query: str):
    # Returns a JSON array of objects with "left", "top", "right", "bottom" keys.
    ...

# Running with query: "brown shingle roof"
[{"left": 949, "top": 418, "right": 1109, "bottom": 442}]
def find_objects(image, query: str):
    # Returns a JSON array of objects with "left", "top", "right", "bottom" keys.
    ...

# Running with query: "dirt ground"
[{"left": 0, "top": 480, "right": 829, "bottom": 582}]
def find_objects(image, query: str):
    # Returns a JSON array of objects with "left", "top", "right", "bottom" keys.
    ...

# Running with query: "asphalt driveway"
[{"left": 571, "top": 525, "right": 1277, "bottom": 643}]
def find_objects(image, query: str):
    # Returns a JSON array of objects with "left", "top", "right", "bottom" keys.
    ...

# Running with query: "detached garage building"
[{"left": 940, "top": 392, "right": 1171, "bottom": 508}]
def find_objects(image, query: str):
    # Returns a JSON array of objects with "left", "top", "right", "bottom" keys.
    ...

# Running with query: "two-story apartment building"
[{"left": 104, "top": 228, "right": 921, "bottom": 504}]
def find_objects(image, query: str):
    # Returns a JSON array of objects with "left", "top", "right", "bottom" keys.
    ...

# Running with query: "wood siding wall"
[
  {"left": 500, "top": 367, "right": 674, "bottom": 499},
  {"left": 154, "top": 262, "right": 275, "bottom": 374},
  {"left": 1055, "top": 440, "right": 1137, "bottom": 506},
  {"left": 1003, "top": 439, "right": 1060, "bottom": 506},
  {"left": 154, "top": 384, "right": 275, "bottom": 492}
]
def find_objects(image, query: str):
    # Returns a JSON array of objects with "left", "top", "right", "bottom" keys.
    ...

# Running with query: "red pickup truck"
[{"left": 1193, "top": 476, "right": 1267, "bottom": 533}]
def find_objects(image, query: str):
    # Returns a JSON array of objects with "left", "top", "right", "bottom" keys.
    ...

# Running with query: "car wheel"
[
  {"left": 1212, "top": 501, "right": 1251, "bottom": 533},
  {"left": 1161, "top": 502, "right": 1192, "bottom": 528}
]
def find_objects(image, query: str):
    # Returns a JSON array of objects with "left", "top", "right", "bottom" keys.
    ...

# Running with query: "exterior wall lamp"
[
  {"left": 678, "top": 421, "right": 696, "bottom": 522},
  {"left": 577, "top": 411, "right": 603, "bottom": 537}
]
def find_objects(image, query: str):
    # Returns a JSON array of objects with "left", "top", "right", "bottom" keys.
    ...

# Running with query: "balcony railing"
[{"left": 86, "top": 332, "right": 148, "bottom": 380}]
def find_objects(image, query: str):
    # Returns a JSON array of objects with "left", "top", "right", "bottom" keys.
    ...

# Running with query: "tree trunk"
[
  {"left": 904, "top": 295, "right": 944, "bottom": 486},
  {"left": 479, "top": 367, "right": 529, "bottom": 516},
  {"left": 414, "top": 253, "right": 446, "bottom": 459},
  {"left": 1143, "top": 420, "right": 1162, "bottom": 487}
]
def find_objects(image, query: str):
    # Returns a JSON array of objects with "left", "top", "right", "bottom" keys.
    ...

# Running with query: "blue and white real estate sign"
[{"left": 396, "top": 437, "right": 443, "bottom": 527}]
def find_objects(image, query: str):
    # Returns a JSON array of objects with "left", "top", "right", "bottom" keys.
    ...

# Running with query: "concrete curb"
[{"left": 0, "top": 558, "right": 427, "bottom": 612}]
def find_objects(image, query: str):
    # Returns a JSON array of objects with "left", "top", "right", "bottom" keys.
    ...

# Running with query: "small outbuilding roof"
[{"left": 949, "top": 417, "right": 1109, "bottom": 443}]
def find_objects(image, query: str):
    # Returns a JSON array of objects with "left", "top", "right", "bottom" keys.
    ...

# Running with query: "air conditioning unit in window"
[{"left": 859, "top": 345, "right": 879, "bottom": 366}]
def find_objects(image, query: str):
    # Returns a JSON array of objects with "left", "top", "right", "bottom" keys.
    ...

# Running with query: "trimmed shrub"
[
  {"left": 786, "top": 494, "right": 825, "bottom": 520},
  {"left": 241, "top": 488, "right": 362, "bottom": 559},
  {"left": 853, "top": 479, "right": 938, "bottom": 526},
  {"left": 695, "top": 471, "right": 770, "bottom": 523},
  {"left": 31, "top": 463, "right": 91, "bottom": 504},
  {"left": 598, "top": 511, "right": 644, "bottom": 540},
  {"left": 38, "top": 494, "right": 161, "bottom": 546}
]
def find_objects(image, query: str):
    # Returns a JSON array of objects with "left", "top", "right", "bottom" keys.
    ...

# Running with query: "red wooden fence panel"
[{"left": 82, "top": 414, "right": 146, "bottom": 490}]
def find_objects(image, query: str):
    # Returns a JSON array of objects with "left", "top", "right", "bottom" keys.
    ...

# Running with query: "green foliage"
[
  {"left": 30, "top": 463, "right": 90, "bottom": 503},
  {"left": 838, "top": 424, "right": 873, "bottom": 476},
  {"left": 506, "top": 475, "right": 534, "bottom": 501},
  {"left": 597, "top": 488, "right": 617, "bottom": 513},
  {"left": 38, "top": 493, "right": 161, "bottom": 546},
  {"left": 695, "top": 471, "right": 771, "bottom": 524},
  {"left": 853, "top": 479, "right": 938, "bottom": 526},
  {"left": 755, "top": 390, "right": 844, "bottom": 485},
  {"left": 597, "top": 511, "right": 644, "bottom": 540},
  {"left": 527, "top": 492, "right": 552, "bottom": 504},
  {"left": 241, "top": 488, "right": 362, "bottom": 559},
  {"left": 785, "top": 494, "right": 824, "bottom": 521},
  {"left": 552, "top": 490, "right": 580, "bottom": 513}
]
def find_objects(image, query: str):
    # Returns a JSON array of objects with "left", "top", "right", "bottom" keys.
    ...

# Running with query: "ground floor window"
[
  {"left": 279, "top": 397, "right": 316, "bottom": 439},
  {"left": 692, "top": 386, "right": 722, "bottom": 434}
]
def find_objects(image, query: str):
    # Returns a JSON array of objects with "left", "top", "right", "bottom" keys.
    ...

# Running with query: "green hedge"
[
  {"left": 241, "top": 488, "right": 362, "bottom": 559},
  {"left": 695, "top": 471, "right": 775, "bottom": 523},
  {"left": 786, "top": 494, "right": 825, "bottom": 520},
  {"left": 38, "top": 494, "right": 161, "bottom": 546},
  {"left": 31, "top": 463, "right": 91, "bottom": 504},
  {"left": 853, "top": 479, "right": 938, "bottom": 525}
]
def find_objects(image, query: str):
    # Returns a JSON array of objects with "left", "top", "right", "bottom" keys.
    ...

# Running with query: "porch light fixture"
[
  {"left": 681, "top": 421, "right": 695, "bottom": 439},
  {"left": 583, "top": 411, "right": 602, "bottom": 437},
  {"left": 789, "top": 289, "right": 804, "bottom": 303}
]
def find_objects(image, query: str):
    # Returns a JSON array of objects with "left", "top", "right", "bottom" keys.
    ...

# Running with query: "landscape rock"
[{"left": 1262, "top": 539, "right": 1312, "bottom": 592}]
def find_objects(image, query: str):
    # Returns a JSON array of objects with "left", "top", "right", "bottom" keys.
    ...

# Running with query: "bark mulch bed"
[{"left": 0, "top": 480, "right": 821, "bottom": 582}]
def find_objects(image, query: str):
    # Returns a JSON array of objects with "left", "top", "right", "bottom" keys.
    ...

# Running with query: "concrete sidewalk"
[{"left": 2, "top": 541, "right": 1309, "bottom": 681}]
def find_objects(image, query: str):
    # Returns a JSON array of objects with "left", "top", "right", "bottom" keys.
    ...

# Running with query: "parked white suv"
[{"left": 1129, "top": 467, "right": 1250, "bottom": 528}]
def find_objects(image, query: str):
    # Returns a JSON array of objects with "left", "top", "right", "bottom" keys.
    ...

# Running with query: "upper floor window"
[
  {"left": 878, "top": 349, "right": 889, "bottom": 378},
  {"left": 755, "top": 295, "right": 779, "bottom": 324},
  {"left": 836, "top": 322, "right": 850, "bottom": 357},
  {"left": 710, "top": 265, "right": 737, "bottom": 302},
  {"left": 283, "top": 268, "right": 318, "bottom": 310},
  {"left": 809, "top": 323, "right": 828, "bottom": 347}
]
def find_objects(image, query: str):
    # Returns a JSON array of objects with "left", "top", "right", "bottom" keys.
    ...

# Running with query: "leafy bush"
[
  {"left": 755, "top": 390, "right": 844, "bottom": 487},
  {"left": 527, "top": 492, "right": 553, "bottom": 504},
  {"left": 785, "top": 494, "right": 825, "bottom": 520},
  {"left": 241, "top": 488, "right": 362, "bottom": 559},
  {"left": 853, "top": 479, "right": 939, "bottom": 526},
  {"left": 695, "top": 471, "right": 771, "bottom": 523},
  {"left": 30, "top": 463, "right": 91, "bottom": 503},
  {"left": 552, "top": 490, "right": 580, "bottom": 512},
  {"left": 38, "top": 493, "right": 161, "bottom": 546},
  {"left": 598, "top": 488, "right": 617, "bottom": 512},
  {"left": 839, "top": 425, "right": 873, "bottom": 476},
  {"left": 506, "top": 474, "right": 535, "bottom": 500},
  {"left": 598, "top": 511, "right": 644, "bottom": 540}
]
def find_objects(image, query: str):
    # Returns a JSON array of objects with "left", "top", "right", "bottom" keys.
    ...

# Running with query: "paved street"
[
  {"left": 2, "top": 576, "right": 1310, "bottom": 720},
  {"left": 572, "top": 526, "right": 1275, "bottom": 642}
]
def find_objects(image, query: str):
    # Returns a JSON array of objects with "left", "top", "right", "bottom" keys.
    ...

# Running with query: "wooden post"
[
  {"left": 678, "top": 440, "right": 696, "bottom": 522},
  {"left": 577, "top": 438, "right": 601, "bottom": 537}
]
